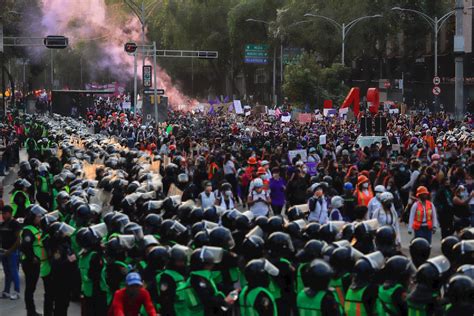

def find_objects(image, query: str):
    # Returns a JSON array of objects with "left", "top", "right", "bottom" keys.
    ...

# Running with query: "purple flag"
[
  {"left": 223, "top": 96, "right": 230, "bottom": 103},
  {"left": 209, "top": 99, "right": 217, "bottom": 105},
  {"left": 228, "top": 103, "right": 234, "bottom": 112},
  {"left": 208, "top": 105, "right": 216, "bottom": 115}
]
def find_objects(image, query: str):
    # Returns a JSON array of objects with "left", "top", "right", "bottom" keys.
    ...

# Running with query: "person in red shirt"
[{"left": 108, "top": 272, "right": 157, "bottom": 316}]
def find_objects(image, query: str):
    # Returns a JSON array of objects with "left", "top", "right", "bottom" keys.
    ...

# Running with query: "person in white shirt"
[
  {"left": 329, "top": 196, "right": 344, "bottom": 221},
  {"left": 372, "top": 192, "right": 401, "bottom": 244},
  {"left": 367, "top": 185, "right": 386, "bottom": 219},
  {"left": 248, "top": 178, "right": 271, "bottom": 217},
  {"left": 215, "top": 182, "right": 235, "bottom": 210},
  {"left": 260, "top": 160, "right": 272, "bottom": 181},
  {"left": 199, "top": 181, "right": 216, "bottom": 209},
  {"left": 308, "top": 184, "right": 329, "bottom": 224},
  {"left": 307, "top": 147, "right": 321, "bottom": 164}
]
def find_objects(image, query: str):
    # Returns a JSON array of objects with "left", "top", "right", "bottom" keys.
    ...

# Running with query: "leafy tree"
[{"left": 282, "top": 52, "right": 350, "bottom": 107}]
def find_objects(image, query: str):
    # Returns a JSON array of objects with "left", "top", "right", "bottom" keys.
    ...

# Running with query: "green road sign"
[
  {"left": 245, "top": 44, "right": 269, "bottom": 51},
  {"left": 244, "top": 51, "right": 269, "bottom": 58}
]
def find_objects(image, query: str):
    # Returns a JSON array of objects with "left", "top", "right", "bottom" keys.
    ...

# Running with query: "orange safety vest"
[
  {"left": 208, "top": 162, "right": 219, "bottom": 180},
  {"left": 412, "top": 200, "right": 433, "bottom": 230},
  {"left": 356, "top": 189, "right": 373, "bottom": 207}
]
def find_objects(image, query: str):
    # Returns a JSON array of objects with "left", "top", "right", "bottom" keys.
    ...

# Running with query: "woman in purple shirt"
[{"left": 269, "top": 167, "right": 286, "bottom": 215}]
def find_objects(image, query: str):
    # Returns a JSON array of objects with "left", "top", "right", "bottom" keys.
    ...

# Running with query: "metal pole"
[
  {"left": 80, "top": 56, "right": 83, "bottom": 88},
  {"left": 341, "top": 24, "right": 345, "bottom": 64},
  {"left": 272, "top": 45, "right": 276, "bottom": 104},
  {"left": 454, "top": 0, "right": 464, "bottom": 119},
  {"left": 133, "top": 52, "right": 138, "bottom": 111},
  {"left": 141, "top": 1, "right": 146, "bottom": 75},
  {"left": 153, "top": 41, "right": 158, "bottom": 124},
  {"left": 50, "top": 49, "right": 53, "bottom": 89},
  {"left": 434, "top": 17, "right": 438, "bottom": 77}
]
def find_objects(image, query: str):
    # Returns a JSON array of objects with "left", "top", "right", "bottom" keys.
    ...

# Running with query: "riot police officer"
[
  {"left": 409, "top": 237, "right": 431, "bottom": 268},
  {"left": 296, "top": 259, "right": 344, "bottom": 315},
  {"left": 20, "top": 205, "right": 51, "bottom": 316},
  {"left": 375, "top": 255, "right": 415, "bottom": 315},
  {"left": 10, "top": 179, "right": 32, "bottom": 218},
  {"left": 407, "top": 255, "right": 450, "bottom": 315},
  {"left": 155, "top": 244, "right": 189, "bottom": 316},
  {"left": 239, "top": 259, "right": 278, "bottom": 316}
]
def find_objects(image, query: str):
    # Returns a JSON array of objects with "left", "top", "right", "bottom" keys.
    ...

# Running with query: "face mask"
[
  {"left": 460, "top": 191, "right": 468, "bottom": 199},
  {"left": 362, "top": 183, "right": 369, "bottom": 189},
  {"left": 386, "top": 186, "right": 392, "bottom": 191},
  {"left": 399, "top": 167, "right": 406, "bottom": 172},
  {"left": 302, "top": 167, "right": 308, "bottom": 173},
  {"left": 272, "top": 174, "right": 279, "bottom": 178},
  {"left": 225, "top": 190, "right": 232, "bottom": 197}
]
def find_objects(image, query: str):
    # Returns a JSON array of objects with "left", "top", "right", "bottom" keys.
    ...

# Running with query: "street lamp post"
[
  {"left": 391, "top": 7, "right": 458, "bottom": 77},
  {"left": 303, "top": 13, "right": 383, "bottom": 65}
]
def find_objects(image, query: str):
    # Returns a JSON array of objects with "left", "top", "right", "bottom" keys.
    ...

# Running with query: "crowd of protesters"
[{"left": 0, "top": 101, "right": 473, "bottom": 316}]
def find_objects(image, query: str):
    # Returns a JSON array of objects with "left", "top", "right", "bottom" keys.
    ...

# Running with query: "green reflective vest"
[
  {"left": 51, "top": 188, "right": 59, "bottom": 212},
  {"left": 296, "top": 263, "right": 308, "bottom": 293},
  {"left": 329, "top": 273, "right": 351, "bottom": 307},
  {"left": 78, "top": 251, "right": 97, "bottom": 297},
  {"left": 155, "top": 269, "right": 185, "bottom": 310},
  {"left": 174, "top": 270, "right": 224, "bottom": 316},
  {"left": 100, "top": 260, "right": 130, "bottom": 305},
  {"left": 376, "top": 283, "right": 403, "bottom": 315},
  {"left": 298, "top": 289, "right": 344, "bottom": 316},
  {"left": 21, "top": 225, "right": 51, "bottom": 277},
  {"left": 38, "top": 175, "right": 50, "bottom": 193},
  {"left": 268, "top": 258, "right": 292, "bottom": 299},
  {"left": 239, "top": 285, "right": 277, "bottom": 316},
  {"left": 10, "top": 190, "right": 31, "bottom": 217},
  {"left": 345, "top": 286, "right": 368, "bottom": 316},
  {"left": 407, "top": 292, "right": 437, "bottom": 316},
  {"left": 24, "top": 138, "right": 37, "bottom": 151}
]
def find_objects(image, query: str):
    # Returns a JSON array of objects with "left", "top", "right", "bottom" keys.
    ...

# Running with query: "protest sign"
[
  {"left": 281, "top": 115, "right": 291, "bottom": 123},
  {"left": 298, "top": 113, "right": 312, "bottom": 124},
  {"left": 288, "top": 149, "right": 308, "bottom": 162},
  {"left": 233, "top": 100, "right": 244, "bottom": 114},
  {"left": 306, "top": 161, "right": 318, "bottom": 176},
  {"left": 319, "top": 134, "right": 327, "bottom": 145}
]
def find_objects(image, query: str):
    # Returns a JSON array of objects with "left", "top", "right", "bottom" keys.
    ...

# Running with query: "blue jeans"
[
  {"left": 2, "top": 250, "right": 20, "bottom": 293},
  {"left": 415, "top": 226, "right": 432, "bottom": 244}
]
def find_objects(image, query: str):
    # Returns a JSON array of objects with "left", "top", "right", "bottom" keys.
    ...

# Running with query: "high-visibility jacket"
[
  {"left": 268, "top": 258, "right": 292, "bottom": 299},
  {"left": 240, "top": 286, "right": 277, "bottom": 316},
  {"left": 375, "top": 283, "right": 403, "bottom": 315},
  {"left": 329, "top": 273, "right": 351, "bottom": 306},
  {"left": 155, "top": 269, "right": 185, "bottom": 310},
  {"left": 174, "top": 270, "right": 224, "bottom": 316},
  {"left": 100, "top": 260, "right": 130, "bottom": 305},
  {"left": 297, "top": 289, "right": 344, "bottom": 316},
  {"left": 10, "top": 190, "right": 31, "bottom": 217},
  {"left": 412, "top": 200, "right": 433, "bottom": 231},
  {"left": 37, "top": 175, "right": 50, "bottom": 194},
  {"left": 296, "top": 263, "right": 308, "bottom": 293},
  {"left": 21, "top": 225, "right": 51, "bottom": 277},
  {"left": 78, "top": 250, "right": 98, "bottom": 297},
  {"left": 356, "top": 189, "right": 373, "bottom": 206},
  {"left": 345, "top": 286, "right": 369, "bottom": 316}
]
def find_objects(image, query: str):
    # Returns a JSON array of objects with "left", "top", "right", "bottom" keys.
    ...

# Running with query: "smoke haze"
[{"left": 26, "top": 0, "right": 196, "bottom": 107}]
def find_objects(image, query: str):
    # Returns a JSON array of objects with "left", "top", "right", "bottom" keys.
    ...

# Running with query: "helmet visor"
[
  {"left": 147, "top": 200, "right": 163, "bottom": 211},
  {"left": 364, "top": 251, "right": 385, "bottom": 270},
  {"left": 293, "top": 219, "right": 308, "bottom": 230},
  {"left": 241, "top": 211, "right": 255, "bottom": 222},
  {"left": 333, "top": 240, "right": 351, "bottom": 248},
  {"left": 118, "top": 235, "right": 136, "bottom": 249},
  {"left": 89, "top": 204, "right": 103, "bottom": 215},
  {"left": 201, "top": 246, "right": 224, "bottom": 264},
  {"left": 263, "top": 259, "right": 280, "bottom": 276},
  {"left": 245, "top": 226, "right": 264, "bottom": 239},
  {"left": 45, "top": 211, "right": 60, "bottom": 222},
  {"left": 329, "top": 221, "right": 346, "bottom": 233},
  {"left": 203, "top": 220, "right": 219, "bottom": 230},
  {"left": 58, "top": 223, "right": 76, "bottom": 237},
  {"left": 459, "top": 240, "right": 474, "bottom": 254},
  {"left": 171, "top": 221, "right": 187, "bottom": 235},
  {"left": 363, "top": 219, "right": 380, "bottom": 232},
  {"left": 90, "top": 223, "right": 108, "bottom": 239},
  {"left": 171, "top": 244, "right": 192, "bottom": 260},
  {"left": 141, "top": 235, "right": 159, "bottom": 248},
  {"left": 31, "top": 204, "right": 48, "bottom": 217},
  {"left": 428, "top": 255, "right": 451, "bottom": 274}
]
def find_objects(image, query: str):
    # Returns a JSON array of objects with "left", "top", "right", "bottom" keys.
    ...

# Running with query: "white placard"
[
  {"left": 389, "top": 108, "right": 399, "bottom": 114},
  {"left": 281, "top": 115, "right": 291, "bottom": 122},
  {"left": 268, "top": 109, "right": 276, "bottom": 116},
  {"left": 245, "top": 111, "right": 251, "bottom": 116},
  {"left": 288, "top": 149, "right": 308, "bottom": 162},
  {"left": 233, "top": 100, "right": 244, "bottom": 114},
  {"left": 122, "top": 101, "right": 131, "bottom": 110},
  {"left": 319, "top": 134, "right": 327, "bottom": 145}
]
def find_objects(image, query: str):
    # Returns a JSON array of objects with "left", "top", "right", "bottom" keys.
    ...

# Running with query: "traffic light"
[
  {"left": 44, "top": 36, "right": 68, "bottom": 49},
  {"left": 124, "top": 42, "right": 138, "bottom": 53}
]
